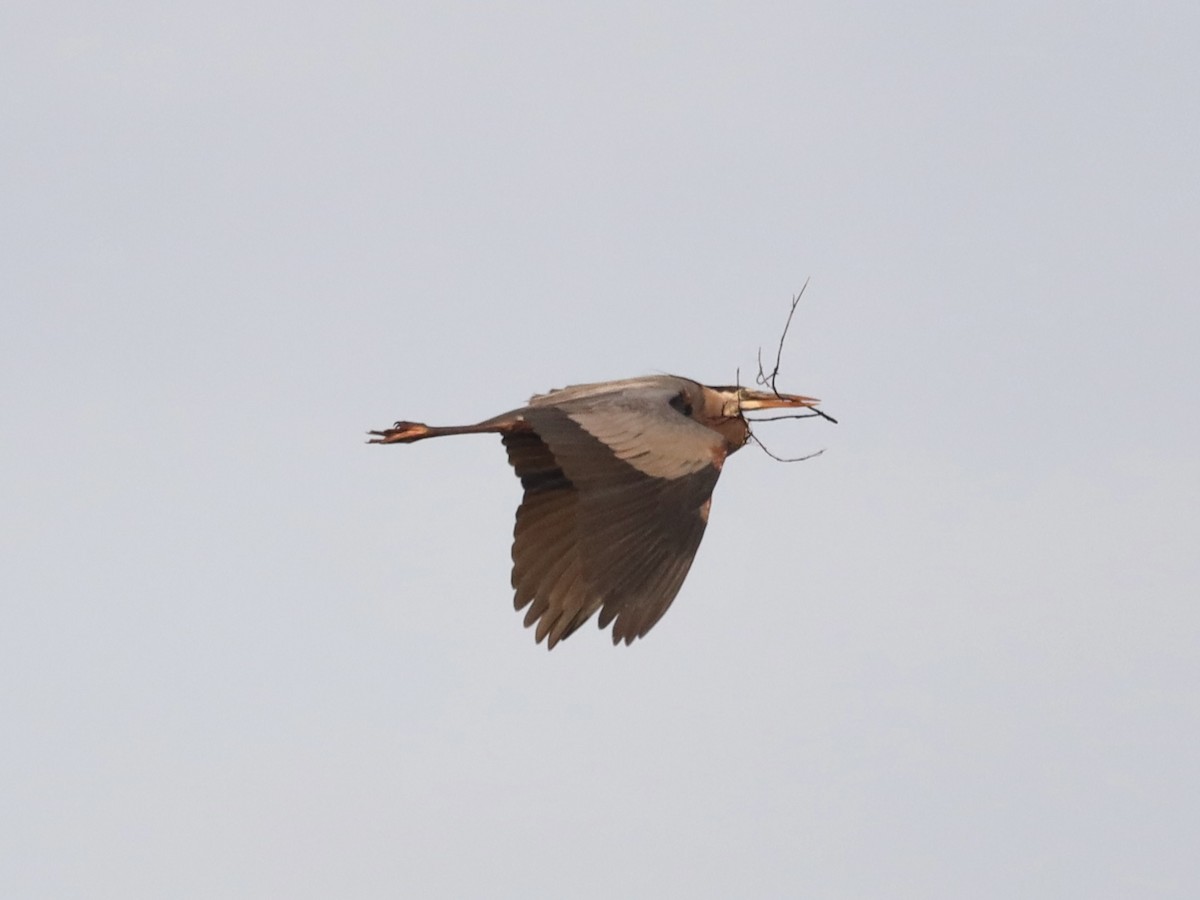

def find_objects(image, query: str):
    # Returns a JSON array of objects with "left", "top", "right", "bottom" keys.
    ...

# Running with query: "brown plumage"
[{"left": 369, "top": 375, "right": 821, "bottom": 648}]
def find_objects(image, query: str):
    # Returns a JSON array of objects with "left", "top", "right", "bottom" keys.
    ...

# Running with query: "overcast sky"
[{"left": 4, "top": 2, "right": 1198, "bottom": 897}]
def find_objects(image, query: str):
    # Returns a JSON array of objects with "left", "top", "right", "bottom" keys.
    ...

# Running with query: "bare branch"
[{"left": 743, "top": 282, "right": 835, "bottom": 462}]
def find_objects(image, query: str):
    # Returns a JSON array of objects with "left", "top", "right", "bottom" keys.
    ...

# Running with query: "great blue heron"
[{"left": 369, "top": 374, "right": 824, "bottom": 648}]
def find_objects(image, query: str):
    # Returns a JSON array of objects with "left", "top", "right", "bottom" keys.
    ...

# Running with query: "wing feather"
[
  {"left": 508, "top": 401, "right": 721, "bottom": 646},
  {"left": 500, "top": 379, "right": 729, "bottom": 647}
]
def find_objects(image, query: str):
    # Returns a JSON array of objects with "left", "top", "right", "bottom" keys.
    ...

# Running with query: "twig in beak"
[
  {"left": 749, "top": 409, "right": 839, "bottom": 425},
  {"left": 756, "top": 279, "right": 810, "bottom": 398},
  {"left": 748, "top": 430, "right": 826, "bottom": 463}
]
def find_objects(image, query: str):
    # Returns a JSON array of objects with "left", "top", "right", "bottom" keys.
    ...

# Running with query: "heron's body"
[{"left": 370, "top": 375, "right": 821, "bottom": 648}]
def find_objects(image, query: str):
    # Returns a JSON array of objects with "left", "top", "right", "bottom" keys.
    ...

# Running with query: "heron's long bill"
[{"left": 737, "top": 390, "right": 820, "bottom": 411}]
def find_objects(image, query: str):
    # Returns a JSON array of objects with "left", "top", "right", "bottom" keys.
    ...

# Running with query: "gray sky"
[{"left": 4, "top": 2, "right": 1198, "bottom": 897}]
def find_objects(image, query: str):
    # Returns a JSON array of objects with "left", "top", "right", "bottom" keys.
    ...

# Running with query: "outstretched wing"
[{"left": 502, "top": 380, "right": 727, "bottom": 647}]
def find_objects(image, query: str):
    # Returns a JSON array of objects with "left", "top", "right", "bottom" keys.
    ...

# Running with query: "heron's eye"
[{"left": 669, "top": 392, "right": 694, "bottom": 417}]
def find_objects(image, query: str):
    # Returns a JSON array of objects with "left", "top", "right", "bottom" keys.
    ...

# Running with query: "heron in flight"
[{"left": 369, "top": 375, "right": 824, "bottom": 648}]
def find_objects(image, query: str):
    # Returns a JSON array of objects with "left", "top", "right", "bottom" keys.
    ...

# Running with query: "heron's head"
[{"left": 702, "top": 385, "right": 821, "bottom": 420}]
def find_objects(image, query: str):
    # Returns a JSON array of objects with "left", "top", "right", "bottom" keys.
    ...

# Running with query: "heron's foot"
[{"left": 367, "top": 421, "right": 431, "bottom": 444}]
